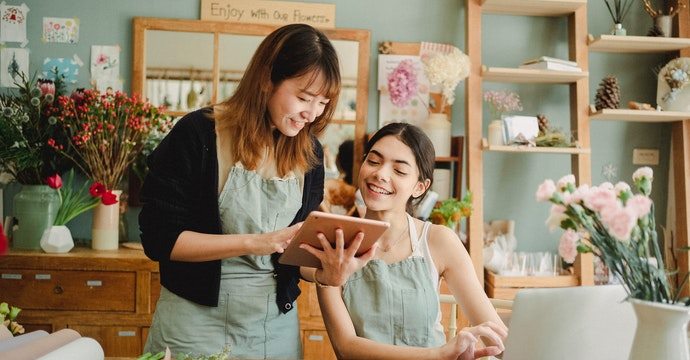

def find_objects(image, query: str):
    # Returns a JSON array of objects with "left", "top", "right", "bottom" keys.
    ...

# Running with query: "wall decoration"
[
  {"left": 0, "top": 47, "right": 28, "bottom": 88},
  {"left": 602, "top": 163, "right": 618, "bottom": 182},
  {"left": 42, "top": 55, "right": 83, "bottom": 84},
  {"left": 42, "top": 17, "right": 79, "bottom": 44},
  {"left": 0, "top": 2, "right": 29, "bottom": 46},
  {"left": 90, "top": 45, "right": 120, "bottom": 90},
  {"left": 377, "top": 54, "right": 429, "bottom": 128}
]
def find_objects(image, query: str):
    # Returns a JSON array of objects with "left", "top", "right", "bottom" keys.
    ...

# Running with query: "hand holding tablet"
[{"left": 278, "top": 211, "right": 390, "bottom": 268}]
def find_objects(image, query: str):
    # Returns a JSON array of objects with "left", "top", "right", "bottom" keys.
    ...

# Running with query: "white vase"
[
  {"left": 420, "top": 113, "right": 451, "bottom": 157},
  {"left": 91, "top": 190, "right": 122, "bottom": 250},
  {"left": 628, "top": 298, "right": 690, "bottom": 360},
  {"left": 488, "top": 120, "right": 505, "bottom": 146},
  {"left": 655, "top": 15, "right": 673, "bottom": 37},
  {"left": 40, "top": 225, "right": 74, "bottom": 253}
]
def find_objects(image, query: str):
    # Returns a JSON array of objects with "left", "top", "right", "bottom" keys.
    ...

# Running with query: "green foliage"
[{"left": 429, "top": 192, "right": 472, "bottom": 229}]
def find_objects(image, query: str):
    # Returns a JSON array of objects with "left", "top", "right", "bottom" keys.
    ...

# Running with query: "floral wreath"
[{"left": 662, "top": 58, "right": 690, "bottom": 102}]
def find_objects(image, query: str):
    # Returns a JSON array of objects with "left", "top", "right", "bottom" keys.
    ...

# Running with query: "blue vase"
[{"left": 12, "top": 185, "right": 60, "bottom": 250}]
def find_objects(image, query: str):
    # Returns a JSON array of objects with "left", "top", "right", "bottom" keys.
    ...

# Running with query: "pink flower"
[
  {"left": 614, "top": 181, "right": 631, "bottom": 195},
  {"left": 0, "top": 223, "right": 7, "bottom": 255},
  {"left": 557, "top": 174, "right": 576, "bottom": 190},
  {"left": 583, "top": 186, "right": 618, "bottom": 213},
  {"left": 570, "top": 184, "right": 590, "bottom": 204},
  {"left": 545, "top": 204, "right": 567, "bottom": 231},
  {"left": 535, "top": 179, "right": 556, "bottom": 202},
  {"left": 626, "top": 195, "right": 652, "bottom": 219},
  {"left": 37, "top": 79, "right": 55, "bottom": 97},
  {"left": 599, "top": 182, "right": 614, "bottom": 190},
  {"left": 559, "top": 229, "right": 580, "bottom": 264},
  {"left": 387, "top": 60, "right": 418, "bottom": 107},
  {"left": 602, "top": 207, "right": 637, "bottom": 242},
  {"left": 483, "top": 90, "right": 523, "bottom": 119}
]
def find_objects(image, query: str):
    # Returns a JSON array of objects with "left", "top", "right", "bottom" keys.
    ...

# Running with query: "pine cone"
[
  {"left": 537, "top": 114, "right": 550, "bottom": 133},
  {"left": 647, "top": 24, "right": 665, "bottom": 37},
  {"left": 594, "top": 75, "right": 620, "bottom": 110}
]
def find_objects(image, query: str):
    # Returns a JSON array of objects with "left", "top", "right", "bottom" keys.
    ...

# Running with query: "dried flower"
[
  {"left": 422, "top": 48, "right": 470, "bottom": 113},
  {"left": 387, "top": 59, "right": 419, "bottom": 108},
  {"left": 537, "top": 168, "right": 682, "bottom": 305},
  {"left": 661, "top": 58, "right": 690, "bottom": 102},
  {"left": 483, "top": 90, "right": 523, "bottom": 119},
  {"left": 49, "top": 89, "right": 172, "bottom": 191}
]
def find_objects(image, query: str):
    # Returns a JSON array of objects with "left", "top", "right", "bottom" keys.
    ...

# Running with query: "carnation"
[{"left": 387, "top": 59, "right": 418, "bottom": 108}]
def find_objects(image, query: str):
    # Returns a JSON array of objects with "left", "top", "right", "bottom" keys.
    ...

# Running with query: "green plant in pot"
[{"left": 0, "top": 71, "right": 67, "bottom": 249}]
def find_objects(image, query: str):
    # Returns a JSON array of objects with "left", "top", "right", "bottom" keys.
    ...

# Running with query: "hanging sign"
[{"left": 200, "top": 0, "right": 335, "bottom": 28}]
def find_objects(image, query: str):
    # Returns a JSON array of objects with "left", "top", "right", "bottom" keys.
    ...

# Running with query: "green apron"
[
  {"left": 145, "top": 163, "right": 303, "bottom": 359},
  {"left": 342, "top": 218, "right": 445, "bottom": 347}
]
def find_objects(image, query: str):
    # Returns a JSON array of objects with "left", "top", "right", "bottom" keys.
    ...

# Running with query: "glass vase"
[{"left": 611, "top": 23, "right": 627, "bottom": 36}]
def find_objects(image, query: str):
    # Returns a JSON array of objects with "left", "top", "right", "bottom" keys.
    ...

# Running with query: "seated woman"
[{"left": 303, "top": 122, "right": 507, "bottom": 359}]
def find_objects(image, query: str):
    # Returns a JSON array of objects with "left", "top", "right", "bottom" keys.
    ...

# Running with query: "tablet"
[{"left": 278, "top": 211, "right": 390, "bottom": 268}]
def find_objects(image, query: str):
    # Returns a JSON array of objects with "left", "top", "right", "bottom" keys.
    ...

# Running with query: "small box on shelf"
[{"left": 485, "top": 269, "right": 579, "bottom": 300}]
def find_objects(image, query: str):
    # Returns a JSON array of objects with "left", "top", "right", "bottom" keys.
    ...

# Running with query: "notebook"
[{"left": 501, "top": 285, "right": 636, "bottom": 360}]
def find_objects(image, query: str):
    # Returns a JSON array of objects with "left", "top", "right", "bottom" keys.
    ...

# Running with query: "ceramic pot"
[
  {"left": 40, "top": 225, "right": 74, "bottom": 253},
  {"left": 628, "top": 298, "right": 690, "bottom": 360},
  {"left": 654, "top": 15, "right": 673, "bottom": 37},
  {"left": 420, "top": 113, "right": 451, "bottom": 157},
  {"left": 91, "top": 190, "right": 122, "bottom": 250},
  {"left": 12, "top": 185, "right": 60, "bottom": 250}
]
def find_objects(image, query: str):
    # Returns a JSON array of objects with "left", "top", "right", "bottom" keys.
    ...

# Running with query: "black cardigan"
[{"left": 139, "top": 108, "right": 324, "bottom": 313}]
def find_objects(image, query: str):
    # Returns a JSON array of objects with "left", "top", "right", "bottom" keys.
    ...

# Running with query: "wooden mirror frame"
[{"left": 131, "top": 17, "right": 370, "bottom": 182}]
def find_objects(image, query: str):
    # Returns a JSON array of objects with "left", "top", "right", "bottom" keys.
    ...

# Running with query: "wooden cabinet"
[
  {"left": 298, "top": 281, "right": 337, "bottom": 360},
  {"left": 0, "top": 247, "right": 159, "bottom": 357}
]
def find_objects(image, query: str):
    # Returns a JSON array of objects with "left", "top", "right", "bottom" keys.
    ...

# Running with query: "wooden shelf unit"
[
  {"left": 588, "top": 34, "right": 690, "bottom": 53},
  {"left": 481, "top": 0, "right": 586, "bottom": 16},
  {"left": 481, "top": 65, "right": 588, "bottom": 83},
  {"left": 589, "top": 107, "right": 690, "bottom": 122},
  {"left": 466, "top": 0, "right": 593, "bottom": 289}
]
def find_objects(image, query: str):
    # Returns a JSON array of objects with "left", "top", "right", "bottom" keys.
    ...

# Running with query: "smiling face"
[
  {"left": 359, "top": 135, "right": 429, "bottom": 213},
  {"left": 267, "top": 70, "right": 331, "bottom": 137}
]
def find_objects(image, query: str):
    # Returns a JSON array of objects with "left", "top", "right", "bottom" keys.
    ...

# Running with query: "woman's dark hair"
[
  {"left": 216, "top": 23, "right": 341, "bottom": 176},
  {"left": 336, "top": 139, "right": 354, "bottom": 184},
  {"left": 364, "top": 122, "right": 435, "bottom": 213}
]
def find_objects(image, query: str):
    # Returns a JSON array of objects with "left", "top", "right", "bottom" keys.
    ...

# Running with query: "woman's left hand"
[{"left": 300, "top": 228, "right": 377, "bottom": 286}]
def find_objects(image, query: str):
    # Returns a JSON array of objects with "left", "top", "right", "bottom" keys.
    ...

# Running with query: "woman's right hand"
[
  {"left": 248, "top": 223, "right": 302, "bottom": 255},
  {"left": 438, "top": 321, "right": 506, "bottom": 360}
]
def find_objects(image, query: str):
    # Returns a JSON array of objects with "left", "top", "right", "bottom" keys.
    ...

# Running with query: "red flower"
[
  {"left": 101, "top": 190, "right": 118, "bottom": 205},
  {"left": 89, "top": 182, "right": 106, "bottom": 197},
  {"left": 0, "top": 223, "right": 7, "bottom": 256},
  {"left": 46, "top": 174, "right": 62, "bottom": 190}
]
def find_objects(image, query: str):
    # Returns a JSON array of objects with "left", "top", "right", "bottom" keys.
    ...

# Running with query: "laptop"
[{"left": 501, "top": 285, "right": 636, "bottom": 360}]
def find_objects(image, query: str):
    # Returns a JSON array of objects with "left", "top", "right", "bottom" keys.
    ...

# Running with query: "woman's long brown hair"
[{"left": 215, "top": 24, "right": 341, "bottom": 176}]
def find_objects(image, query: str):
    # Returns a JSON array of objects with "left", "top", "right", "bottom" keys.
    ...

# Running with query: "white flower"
[
  {"left": 614, "top": 181, "right": 630, "bottom": 194},
  {"left": 422, "top": 48, "right": 470, "bottom": 110},
  {"left": 632, "top": 167, "right": 653, "bottom": 182}
]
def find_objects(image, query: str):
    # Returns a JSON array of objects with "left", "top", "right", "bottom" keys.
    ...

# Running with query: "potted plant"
[{"left": 0, "top": 72, "right": 67, "bottom": 249}]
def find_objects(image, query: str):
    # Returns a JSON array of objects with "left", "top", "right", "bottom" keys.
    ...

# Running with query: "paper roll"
[
  {"left": 0, "top": 330, "right": 49, "bottom": 352},
  {"left": 432, "top": 169, "right": 451, "bottom": 200},
  {"left": 0, "top": 328, "right": 81, "bottom": 360},
  {"left": 37, "top": 337, "right": 104, "bottom": 360}
]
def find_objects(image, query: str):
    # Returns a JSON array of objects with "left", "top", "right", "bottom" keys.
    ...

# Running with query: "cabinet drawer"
[
  {"left": 0, "top": 269, "right": 136, "bottom": 311},
  {"left": 70, "top": 324, "right": 141, "bottom": 357}
]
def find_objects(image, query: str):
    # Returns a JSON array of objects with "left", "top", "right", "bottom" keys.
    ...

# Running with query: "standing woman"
[
  {"left": 139, "top": 24, "right": 374, "bottom": 359},
  {"left": 306, "top": 123, "right": 507, "bottom": 359}
]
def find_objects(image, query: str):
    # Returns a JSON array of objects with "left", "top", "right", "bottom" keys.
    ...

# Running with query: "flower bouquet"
[
  {"left": 537, "top": 168, "right": 690, "bottom": 358},
  {"left": 483, "top": 90, "right": 523, "bottom": 120},
  {"left": 49, "top": 89, "right": 172, "bottom": 193},
  {"left": 422, "top": 47, "right": 470, "bottom": 114},
  {"left": 429, "top": 192, "right": 472, "bottom": 230},
  {"left": 0, "top": 72, "right": 65, "bottom": 185},
  {"left": 0, "top": 302, "right": 24, "bottom": 336}
]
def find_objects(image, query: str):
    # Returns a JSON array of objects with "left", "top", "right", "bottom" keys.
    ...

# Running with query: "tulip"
[
  {"left": 101, "top": 190, "right": 118, "bottom": 205},
  {"left": 89, "top": 182, "right": 106, "bottom": 197},
  {"left": 46, "top": 174, "right": 62, "bottom": 190}
]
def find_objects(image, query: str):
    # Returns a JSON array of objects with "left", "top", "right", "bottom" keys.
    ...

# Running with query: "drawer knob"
[{"left": 53, "top": 285, "right": 64, "bottom": 294}]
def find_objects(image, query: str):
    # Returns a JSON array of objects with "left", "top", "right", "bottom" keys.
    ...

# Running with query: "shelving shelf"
[
  {"left": 482, "top": 139, "right": 591, "bottom": 154},
  {"left": 589, "top": 107, "right": 690, "bottom": 122},
  {"left": 481, "top": 0, "right": 585, "bottom": 16},
  {"left": 588, "top": 34, "right": 690, "bottom": 53},
  {"left": 481, "top": 66, "right": 588, "bottom": 84}
]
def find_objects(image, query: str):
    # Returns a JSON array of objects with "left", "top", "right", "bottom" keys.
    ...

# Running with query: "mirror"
[{"left": 132, "top": 17, "right": 370, "bottom": 182}]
